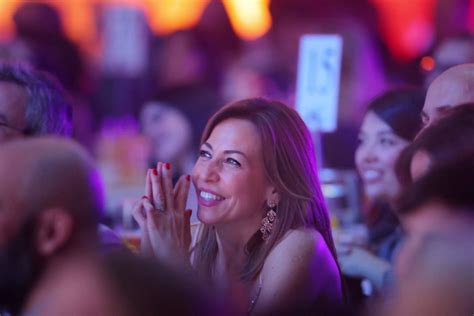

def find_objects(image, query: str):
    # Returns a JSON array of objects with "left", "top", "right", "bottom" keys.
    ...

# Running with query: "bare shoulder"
[
  {"left": 266, "top": 228, "right": 329, "bottom": 264},
  {"left": 257, "top": 228, "right": 342, "bottom": 312}
]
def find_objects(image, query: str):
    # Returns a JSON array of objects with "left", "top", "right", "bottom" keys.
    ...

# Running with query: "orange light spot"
[
  {"left": 420, "top": 56, "right": 435, "bottom": 71},
  {"left": 0, "top": 0, "right": 23, "bottom": 41},
  {"left": 146, "top": 0, "right": 210, "bottom": 35},
  {"left": 0, "top": 0, "right": 273, "bottom": 57},
  {"left": 222, "top": 0, "right": 272, "bottom": 41}
]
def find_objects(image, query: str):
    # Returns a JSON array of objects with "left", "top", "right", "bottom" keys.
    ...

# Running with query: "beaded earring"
[{"left": 260, "top": 200, "right": 277, "bottom": 241}]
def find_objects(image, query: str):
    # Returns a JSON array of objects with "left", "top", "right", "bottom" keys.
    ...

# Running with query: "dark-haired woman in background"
[{"left": 336, "top": 89, "right": 424, "bottom": 295}]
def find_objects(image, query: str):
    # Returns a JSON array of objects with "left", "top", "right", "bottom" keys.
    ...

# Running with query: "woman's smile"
[{"left": 198, "top": 189, "right": 226, "bottom": 207}]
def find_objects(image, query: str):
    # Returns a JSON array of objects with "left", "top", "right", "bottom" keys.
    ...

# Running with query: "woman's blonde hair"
[{"left": 192, "top": 98, "right": 338, "bottom": 282}]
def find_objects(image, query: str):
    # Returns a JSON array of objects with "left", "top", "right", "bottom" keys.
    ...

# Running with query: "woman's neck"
[
  {"left": 213, "top": 217, "right": 259, "bottom": 271},
  {"left": 212, "top": 225, "right": 262, "bottom": 314},
  {"left": 214, "top": 227, "right": 248, "bottom": 275}
]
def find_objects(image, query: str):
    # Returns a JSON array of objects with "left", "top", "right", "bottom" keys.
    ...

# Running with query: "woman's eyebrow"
[
  {"left": 203, "top": 142, "right": 248, "bottom": 159},
  {"left": 223, "top": 150, "right": 248, "bottom": 159},
  {"left": 203, "top": 142, "right": 212, "bottom": 150}
]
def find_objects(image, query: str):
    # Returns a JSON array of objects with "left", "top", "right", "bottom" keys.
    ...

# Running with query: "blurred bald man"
[
  {"left": 0, "top": 137, "right": 125, "bottom": 315},
  {"left": 422, "top": 63, "right": 474, "bottom": 128}
]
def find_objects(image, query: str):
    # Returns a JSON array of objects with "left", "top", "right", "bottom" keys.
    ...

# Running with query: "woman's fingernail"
[
  {"left": 165, "top": 162, "right": 171, "bottom": 170},
  {"left": 141, "top": 195, "right": 148, "bottom": 199},
  {"left": 152, "top": 168, "right": 158, "bottom": 176},
  {"left": 186, "top": 175, "right": 191, "bottom": 181}
]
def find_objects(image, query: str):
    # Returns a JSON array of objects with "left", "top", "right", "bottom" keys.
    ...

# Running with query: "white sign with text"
[{"left": 296, "top": 34, "right": 343, "bottom": 132}]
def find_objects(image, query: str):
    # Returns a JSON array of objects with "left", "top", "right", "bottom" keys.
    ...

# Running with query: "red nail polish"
[
  {"left": 152, "top": 168, "right": 158, "bottom": 176},
  {"left": 165, "top": 162, "right": 171, "bottom": 170},
  {"left": 186, "top": 175, "right": 191, "bottom": 181}
]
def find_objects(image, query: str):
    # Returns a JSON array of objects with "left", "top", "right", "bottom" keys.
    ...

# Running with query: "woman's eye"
[
  {"left": 225, "top": 158, "right": 241, "bottom": 167},
  {"left": 199, "top": 150, "right": 211, "bottom": 159}
]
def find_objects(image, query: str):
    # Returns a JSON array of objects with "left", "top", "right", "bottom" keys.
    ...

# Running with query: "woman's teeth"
[
  {"left": 363, "top": 170, "right": 382, "bottom": 181},
  {"left": 200, "top": 191, "right": 224, "bottom": 201}
]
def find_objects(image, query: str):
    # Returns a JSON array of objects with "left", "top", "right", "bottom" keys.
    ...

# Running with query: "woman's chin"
[{"left": 196, "top": 208, "right": 220, "bottom": 226}]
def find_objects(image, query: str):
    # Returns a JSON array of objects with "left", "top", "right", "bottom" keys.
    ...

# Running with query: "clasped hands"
[{"left": 132, "top": 162, "right": 192, "bottom": 266}]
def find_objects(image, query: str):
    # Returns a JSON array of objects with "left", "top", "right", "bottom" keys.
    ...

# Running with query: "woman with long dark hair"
[{"left": 337, "top": 88, "right": 424, "bottom": 293}]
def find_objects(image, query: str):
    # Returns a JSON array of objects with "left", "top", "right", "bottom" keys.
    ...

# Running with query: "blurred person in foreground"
[
  {"left": 0, "top": 138, "right": 108, "bottom": 315},
  {"left": 103, "top": 250, "right": 224, "bottom": 316},
  {"left": 336, "top": 89, "right": 424, "bottom": 298},
  {"left": 0, "top": 138, "right": 217, "bottom": 316},
  {"left": 376, "top": 155, "right": 474, "bottom": 316},
  {"left": 395, "top": 154, "right": 474, "bottom": 281},
  {"left": 422, "top": 63, "right": 474, "bottom": 128},
  {"left": 381, "top": 234, "right": 473, "bottom": 316},
  {"left": 0, "top": 62, "right": 121, "bottom": 250},
  {"left": 133, "top": 98, "right": 344, "bottom": 314}
]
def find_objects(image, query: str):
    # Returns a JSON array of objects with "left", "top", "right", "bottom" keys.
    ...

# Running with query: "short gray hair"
[{"left": 0, "top": 62, "right": 72, "bottom": 137}]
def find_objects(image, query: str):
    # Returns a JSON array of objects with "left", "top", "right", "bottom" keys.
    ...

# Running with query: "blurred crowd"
[{"left": 0, "top": 0, "right": 473, "bottom": 315}]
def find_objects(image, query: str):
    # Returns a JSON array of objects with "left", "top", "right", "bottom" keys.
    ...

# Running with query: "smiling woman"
[
  {"left": 355, "top": 89, "right": 424, "bottom": 202},
  {"left": 336, "top": 88, "right": 424, "bottom": 297},
  {"left": 133, "top": 98, "right": 344, "bottom": 314}
]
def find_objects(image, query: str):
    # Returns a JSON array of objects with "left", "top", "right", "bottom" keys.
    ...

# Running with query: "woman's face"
[
  {"left": 191, "top": 118, "right": 274, "bottom": 228},
  {"left": 355, "top": 111, "right": 409, "bottom": 201}
]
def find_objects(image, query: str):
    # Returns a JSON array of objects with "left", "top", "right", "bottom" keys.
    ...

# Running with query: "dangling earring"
[{"left": 260, "top": 200, "right": 277, "bottom": 241}]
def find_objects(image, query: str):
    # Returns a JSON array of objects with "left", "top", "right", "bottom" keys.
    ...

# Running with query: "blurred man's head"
[
  {"left": 0, "top": 63, "right": 72, "bottom": 142},
  {"left": 0, "top": 137, "right": 103, "bottom": 313},
  {"left": 422, "top": 63, "right": 474, "bottom": 128}
]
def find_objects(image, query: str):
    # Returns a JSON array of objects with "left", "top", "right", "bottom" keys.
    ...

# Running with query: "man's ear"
[{"left": 35, "top": 208, "right": 73, "bottom": 256}]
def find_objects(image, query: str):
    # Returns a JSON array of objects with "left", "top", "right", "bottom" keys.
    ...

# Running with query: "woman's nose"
[
  {"left": 198, "top": 160, "right": 220, "bottom": 182},
  {"left": 363, "top": 151, "right": 378, "bottom": 163},
  {"left": 358, "top": 143, "right": 379, "bottom": 164}
]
